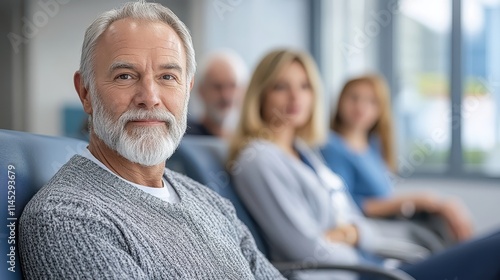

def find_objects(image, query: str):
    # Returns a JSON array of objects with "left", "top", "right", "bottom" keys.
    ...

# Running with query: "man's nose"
[{"left": 135, "top": 76, "right": 161, "bottom": 109}]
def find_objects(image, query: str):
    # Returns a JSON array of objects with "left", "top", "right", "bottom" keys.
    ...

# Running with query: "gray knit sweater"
[{"left": 19, "top": 155, "right": 284, "bottom": 280}]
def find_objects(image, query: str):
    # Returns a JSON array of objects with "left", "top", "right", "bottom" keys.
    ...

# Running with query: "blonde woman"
[
  {"left": 228, "top": 49, "right": 379, "bottom": 270},
  {"left": 228, "top": 49, "right": 500, "bottom": 280},
  {"left": 320, "top": 75, "right": 472, "bottom": 243}
]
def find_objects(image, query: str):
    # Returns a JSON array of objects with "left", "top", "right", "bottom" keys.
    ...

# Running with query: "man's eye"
[
  {"left": 162, "top": 75, "right": 175, "bottom": 80},
  {"left": 117, "top": 74, "right": 132, "bottom": 80}
]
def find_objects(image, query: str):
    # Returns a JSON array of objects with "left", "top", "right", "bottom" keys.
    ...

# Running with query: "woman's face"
[
  {"left": 338, "top": 82, "right": 380, "bottom": 132},
  {"left": 262, "top": 61, "right": 313, "bottom": 130}
]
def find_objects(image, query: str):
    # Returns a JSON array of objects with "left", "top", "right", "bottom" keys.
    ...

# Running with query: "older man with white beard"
[
  {"left": 186, "top": 50, "right": 248, "bottom": 138},
  {"left": 18, "top": 1, "right": 284, "bottom": 279}
]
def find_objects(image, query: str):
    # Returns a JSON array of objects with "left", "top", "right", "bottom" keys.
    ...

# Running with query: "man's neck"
[{"left": 87, "top": 134, "right": 165, "bottom": 188}]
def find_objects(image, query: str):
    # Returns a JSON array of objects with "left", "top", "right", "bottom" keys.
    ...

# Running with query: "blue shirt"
[{"left": 320, "top": 131, "right": 393, "bottom": 211}]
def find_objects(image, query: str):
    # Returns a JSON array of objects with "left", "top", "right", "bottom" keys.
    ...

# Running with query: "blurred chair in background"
[
  {"left": 0, "top": 129, "right": 87, "bottom": 280},
  {"left": 186, "top": 49, "right": 248, "bottom": 139},
  {"left": 320, "top": 74, "right": 473, "bottom": 252},
  {"left": 62, "top": 105, "right": 89, "bottom": 141}
]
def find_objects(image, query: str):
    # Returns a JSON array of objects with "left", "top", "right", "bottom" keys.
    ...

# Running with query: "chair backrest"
[
  {"left": 0, "top": 129, "right": 88, "bottom": 280},
  {"left": 167, "top": 136, "right": 269, "bottom": 256}
]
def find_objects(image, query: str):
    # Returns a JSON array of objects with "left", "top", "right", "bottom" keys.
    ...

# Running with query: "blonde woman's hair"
[
  {"left": 331, "top": 74, "right": 397, "bottom": 171},
  {"left": 228, "top": 49, "right": 326, "bottom": 163}
]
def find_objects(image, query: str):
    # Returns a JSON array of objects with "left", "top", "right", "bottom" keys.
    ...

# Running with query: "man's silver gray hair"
[{"left": 79, "top": 0, "right": 196, "bottom": 91}]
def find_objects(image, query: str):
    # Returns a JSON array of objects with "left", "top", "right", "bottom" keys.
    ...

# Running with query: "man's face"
[
  {"left": 200, "top": 60, "right": 243, "bottom": 125},
  {"left": 88, "top": 18, "right": 191, "bottom": 166}
]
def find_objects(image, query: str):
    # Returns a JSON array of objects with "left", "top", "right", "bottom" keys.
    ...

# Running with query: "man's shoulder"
[
  {"left": 43, "top": 154, "right": 107, "bottom": 191},
  {"left": 23, "top": 156, "right": 113, "bottom": 214},
  {"left": 165, "top": 169, "right": 236, "bottom": 215},
  {"left": 165, "top": 168, "right": 222, "bottom": 200}
]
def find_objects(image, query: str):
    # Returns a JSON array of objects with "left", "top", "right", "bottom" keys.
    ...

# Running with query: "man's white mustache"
[{"left": 119, "top": 109, "right": 176, "bottom": 126}]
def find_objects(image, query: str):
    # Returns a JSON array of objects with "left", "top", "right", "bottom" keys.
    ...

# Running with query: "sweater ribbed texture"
[{"left": 19, "top": 155, "right": 284, "bottom": 280}]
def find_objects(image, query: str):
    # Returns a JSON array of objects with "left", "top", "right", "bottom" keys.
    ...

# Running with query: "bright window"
[
  {"left": 394, "top": 0, "right": 452, "bottom": 175},
  {"left": 462, "top": 0, "right": 500, "bottom": 175}
]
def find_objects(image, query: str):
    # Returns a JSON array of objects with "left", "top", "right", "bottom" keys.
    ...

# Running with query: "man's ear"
[
  {"left": 189, "top": 78, "right": 195, "bottom": 92},
  {"left": 74, "top": 71, "right": 93, "bottom": 115},
  {"left": 188, "top": 78, "right": 196, "bottom": 98}
]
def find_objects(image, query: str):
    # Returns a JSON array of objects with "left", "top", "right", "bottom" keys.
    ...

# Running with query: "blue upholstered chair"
[
  {"left": 0, "top": 129, "right": 88, "bottom": 280},
  {"left": 167, "top": 136, "right": 414, "bottom": 280}
]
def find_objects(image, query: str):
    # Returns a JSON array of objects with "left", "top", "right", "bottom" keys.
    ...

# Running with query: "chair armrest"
[
  {"left": 371, "top": 238, "right": 430, "bottom": 264},
  {"left": 272, "top": 262, "right": 414, "bottom": 280}
]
